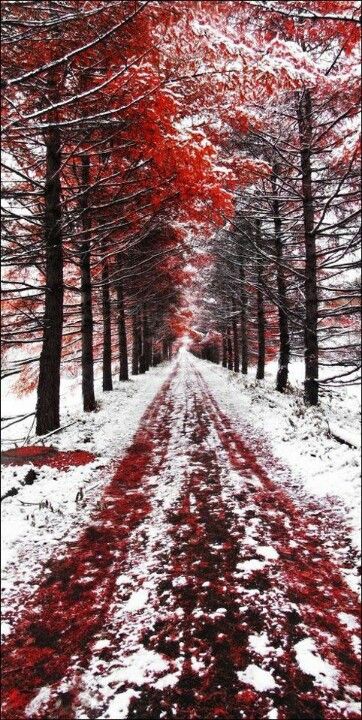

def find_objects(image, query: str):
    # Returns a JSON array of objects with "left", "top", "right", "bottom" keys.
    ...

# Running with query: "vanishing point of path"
[{"left": 1, "top": 356, "right": 361, "bottom": 720}]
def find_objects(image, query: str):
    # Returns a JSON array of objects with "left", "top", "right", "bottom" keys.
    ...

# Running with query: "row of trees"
[
  {"left": 1, "top": 1, "right": 360, "bottom": 437},
  {"left": 189, "top": 2, "right": 361, "bottom": 403}
]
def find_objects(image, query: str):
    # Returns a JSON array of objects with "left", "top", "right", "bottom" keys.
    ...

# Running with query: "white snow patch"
[
  {"left": 236, "top": 559, "right": 266, "bottom": 573},
  {"left": 338, "top": 612, "right": 359, "bottom": 631},
  {"left": 256, "top": 546, "right": 279, "bottom": 560},
  {"left": 249, "top": 632, "right": 274, "bottom": 656},
  {"left": 25, "top": 687, "right": 51, "bottom": 717},
  {"left": 153, "top": 673, "right": 179, "bottom": 690},
  {"left": 105, "top": 689, "right": 140, "bottom": 720},
  {"left": 125, "top": 588, "right": 149, "bottom": 612},
  {"left": 172, "top": 576, "right": 188, "bottom": 587},
  {"left": 294, "top": 638, "right": 339, "bottom": 689},
  {"left": 237, "top": 664, "right": 277, "bottom": 691}
]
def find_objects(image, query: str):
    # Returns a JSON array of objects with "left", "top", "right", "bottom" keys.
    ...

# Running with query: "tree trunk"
[
  {"left": 142, "top": 304, "right": 151, "bottom": 371},
  {"left": 139, "top": 306, "right": 146, "bottom": 374},
  {"left": 80, "top": 153, "right": 96, "bottom": 412},
  {"left": 271, "top": 165, "right": 290, "bottom": 392},
  {"left": 116, "top": 261, "right": 128, "bottom": 381},
  {"left": 222, "top": 334, "right": 227, "bottom": 367},
  {"left": 255, "top": 220, "right": 265, "bottom": 380},
  {"left": 232, "top": 298, "right": 240, "bottom": 373},
  {"left": 227, "top": 325, "right": 233, "bottom": 370},
  {"left": 162, "top": 338, "right": 168, "bottom": 362},
  {"left": 101, "top": 247, "right": 113, "bottom": 391},
  {"left": 239, "top": 246, "right": 248, "bottom": 374},
  {"left": 36, "top": 92, "right": 63, "bottom": 435},
  {"left": 132, "top": 312, "right": 139, "bottom": 375},
  {"left": 297, "top": 89, "right": 319, "bottom": 405}
]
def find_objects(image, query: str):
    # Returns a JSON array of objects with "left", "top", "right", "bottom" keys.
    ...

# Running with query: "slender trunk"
[
  {"left": 256, "top": 220, "right": 265, "bottom": 380},
  {"left": 162, "top": 338, "right": 168, "bottom": 362},
  {"left": 101, "top": 246, "right": 112, "bottom": 391},
  {"left": 239, "top": 246, "right": 248, "bottom": 374},
  {"left": 80, "top": 153, "right": 96, "bottom": 412},
  {"left": 227, "top": 325, "right": 233, "bottom": 370},
  {"left": 139, "top": 308, "right": 146, "bottom": 374},
  {"left": 222, "top": 334, "right": 227, "bottom": 367},
  {"left": 142, "top": 304, "right": 151, "bottom": 371},
  {"left": 297, "top": 89, "right": 319, "bottom": 405},
  {"left": 232, "top": 297, "right": 240, "bottom": 373},
  {"left": 36, "top": 84, "right": 63, "bottom": 435},
  {"left": 132, "top": 312, "right": 139, "bottom": 375},
  {"left": 116, "top": 260, "right": 128, "bottom": 380},
  {"left": 272, "top": 166, "right": 290, "bottom": 392}
]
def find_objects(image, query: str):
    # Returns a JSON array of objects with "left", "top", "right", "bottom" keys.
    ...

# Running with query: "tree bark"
[
  {"left": 36, "top": 85, "right": 63, "bottom": 435},
  {"left": 222, "top": 334, "right": 227, "bottom": 367},
  {"left": 132, "top": 312, "right": 139, "bottom": 375},
  {"left": 162, "top": 338, "right": 168, "bottom": 362},
  {"left": 139, "top": 306, "right": 146, "bottom": 374},
  {"left": 116, "top": 259, "right": 128, "bottom": 381},
  {"left": 80, "top": 152, "right": 96, "bottom": 411},
  {"left": 255, "top": 220, "right": 266, "bottom": 380},
  {"left": 142, "top": 304, "right": 151, "bottom": 371},
  {"left": 227, "top": 325, "right": 233, "bottom": 370},
  {"left": 297, "top": 89, "right": 319, "bottom": 405},
  {"left": 101, "top": 246, "right": 113, "bottom": 391},
  {"left": 232, "top": 297, "right": 240, "bottom": 373},
  {"left": 271, "top": 165, "right": 290, "bottom": 392},
  {"left": 239, "top": 245, "right": 248, "bottom": 374}
]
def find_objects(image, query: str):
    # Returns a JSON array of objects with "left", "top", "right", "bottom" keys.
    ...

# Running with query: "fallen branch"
[{"left": 327, "top": 422, "right": 360, "bottom": 449}]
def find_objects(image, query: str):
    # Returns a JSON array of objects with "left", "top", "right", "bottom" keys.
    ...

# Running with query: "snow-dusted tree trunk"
[
  {"left": 256, "top": 220, "right": 266, "bottom": 380},
  {"left": 272, "top": 167, "right": 290, "bottom": 392},
  {"left": 36, "top": 76, "right": 64, "bottom": 436},
  {"left": 101, "top": 248, "right": 113, "bottom": 392},
  {"left": 297, "top": 89, "right": 319, "bottom": 406},
  {"left": 116, "top": 266, "right": 128, "bottom": 381},
  {"left": 239, "top": 246, "right": 248, "bottom": 375},
  {"left": 132, "top": 312, "right": 140, "bottom": 375},
  {"left": 80, "top": 152, "right": 96, "bottom": 412},
  {"left": 232, "top": 297, "right": 240, "bottom": 373},
  {"left": 227, "top": 324, "right": 233, "bottom": 370}
]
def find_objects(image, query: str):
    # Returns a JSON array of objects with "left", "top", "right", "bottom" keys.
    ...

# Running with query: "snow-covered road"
[{"left": 1, "top": 354, "right": 361, "bottom": 720}]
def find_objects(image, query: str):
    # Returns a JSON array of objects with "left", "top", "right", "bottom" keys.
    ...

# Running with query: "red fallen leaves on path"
[
  {"left": 1, "top": 370, "right": 177, "bottom": 720},
  {"left": 1, "top": 446, "right": 96, "bottom": 469},
  {"left": 1, "top": 360, "right": 360, "bottom": 720}
]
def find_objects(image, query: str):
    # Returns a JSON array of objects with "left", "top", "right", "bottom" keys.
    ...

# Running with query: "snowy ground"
[
  {"left": 1, "top": 352, "right": 361, "bottom": 720},
  {"left": 192, "top": 355, "right": 361, "bottom": 555},
  {"left": 1, "top": 361, "right": 175, "bottom": 635}
]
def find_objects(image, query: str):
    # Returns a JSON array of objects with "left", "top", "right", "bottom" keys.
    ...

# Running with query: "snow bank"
[
  {"left": 1, "top": 361, "right": 175, "bottom": 635},
  {"left": 193, "top": 355, "right": 361, "bottom": 554}
]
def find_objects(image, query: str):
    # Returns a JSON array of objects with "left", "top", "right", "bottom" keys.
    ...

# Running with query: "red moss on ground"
[{"left": 1, "top": 446, "right": 96, "bottom": 469}]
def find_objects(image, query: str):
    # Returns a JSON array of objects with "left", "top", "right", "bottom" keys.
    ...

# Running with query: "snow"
[
  {"left": 248, "top": 632, "right": 275, "bottom": 657},
  {"left": 24, "top": 687, "right": 51, "bottom": 717},
  {"left": 104, "top": 689, "right": 140, "bottom": 720},
  {"left": 236, "top": 559, "right": 266, "bottom": 573},
  {"left": 293, "top": 638, "right": 339, "bottom": 690},
  {"left": 193, "top": 355, "right": 361, "bottom": 559},
  {"left": 1, "top": 361, "right": 175, "bottom": 634},
  {"left": 237, "top": 664, "right": 277, "bottom": 692},
  {"left": 255, "top": 546, "right": 279, "bottom": 560},
  {"left": 2, "top": 351, "right": 360, "bottom": 718},
  {"left": 125, "top": 588, "right": 150, "bottom": 612}
]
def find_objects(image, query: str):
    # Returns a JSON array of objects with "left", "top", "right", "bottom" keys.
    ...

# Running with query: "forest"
[
  {"left": 1, "top": 0, "right": 360, "bottom": 435},
  {"left": 1, "top": 2, "right": 361, "bottom": 720}
]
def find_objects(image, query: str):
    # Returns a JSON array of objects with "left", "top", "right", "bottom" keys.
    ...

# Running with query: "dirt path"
[{"left": 1, "top": 357, "right": 360, "bottom": 720}]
